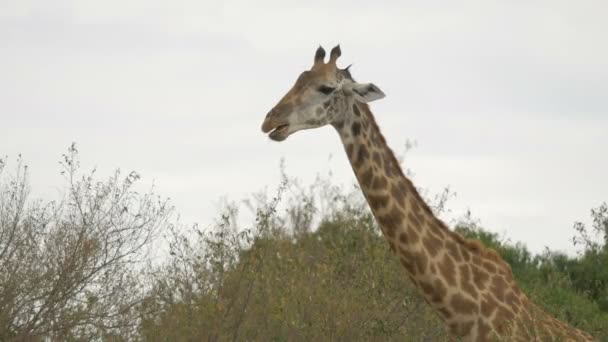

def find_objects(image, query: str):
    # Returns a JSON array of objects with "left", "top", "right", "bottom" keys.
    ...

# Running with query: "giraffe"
[{"left": 260, "top": 45, "right": 596, "bottom": 341}]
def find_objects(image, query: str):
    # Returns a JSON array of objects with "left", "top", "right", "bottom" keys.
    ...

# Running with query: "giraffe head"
[{"left": 261, "top": 45, "right": 386, "bottom": 141}]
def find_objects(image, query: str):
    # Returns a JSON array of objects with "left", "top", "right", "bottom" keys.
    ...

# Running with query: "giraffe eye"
[{"left": 317, "top": 85, "right": 335, "bottom": 95}]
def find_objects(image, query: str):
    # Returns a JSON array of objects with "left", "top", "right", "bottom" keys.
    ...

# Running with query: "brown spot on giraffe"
[
  {"left": 459, "top": 264, "right": 479, "bottom": 299},
  {"left": 352, "top": 103, "right": 361, "bottom": 116},
  {"left": 482, "top": 260, "right": 497, "bottom": 274},
  {"left": 410, "top": 195, "right": 422, "bottom": 213},
  {"left": 360, "top": 168, "right": 374, "bottom": 188},
  {"left": 345, "top": 143, "right": 354, "bottom": 159},
  {"left": 419, "top": 279, "right": 445, "bottom": 305},
  {"left": 438, "top": 253, "right": 457, "bottom": 287},
  {"left": 432, "top": 278, "right": 448, "bottom": 303},
  {"left": 449, "top": 320, "right": 475, "bottom": 337},
  {"left": 260, "top": 45, "right": 596, "bottom": 342},
  {"left": 490, "top": 275, "right": 509, "bottom": 302},
  {"left": 372, "top": 151, "right": 382, "bottom": 166},
  {"left": 351, "top": 121, "right": 361, "bottom": 136},
  {"left": 367, "top": 194, "right": 389, "bottom": 210},
  {"left": 354, "top": 144, "right": 369, "bottom": 167},
  {"left": 399, "top": 227, "right": 419, "bottom": 245},
  {"left": 450, "top": 293, "right": 477, "bottom": 315},
  {"left": 398, "top": 232, "right": 407, "bottom": 244},
  {"left": 378, "top": 205, "right": 404, "bottom": 238},
  {"left": 419, "top": 280, "right": 433, "bottom": 295}
]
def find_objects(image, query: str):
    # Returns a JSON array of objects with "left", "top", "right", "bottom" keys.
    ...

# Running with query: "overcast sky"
[{"left": 1, "top": 0, "right": 607, "bottom": 255}]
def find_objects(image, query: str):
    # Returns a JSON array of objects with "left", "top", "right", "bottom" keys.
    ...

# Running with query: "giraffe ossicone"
[{"left": 261, "top": 45, "right": 595, "bottom": 341}]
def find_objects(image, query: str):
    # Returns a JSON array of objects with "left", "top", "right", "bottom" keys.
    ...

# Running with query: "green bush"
[{"left": 2, "top": 150, "right": 606, "bottom": 341}]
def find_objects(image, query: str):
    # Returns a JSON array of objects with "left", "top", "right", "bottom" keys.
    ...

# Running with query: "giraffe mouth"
[{"left": 268, "top": 124, "right": 290, "bottom": 141}]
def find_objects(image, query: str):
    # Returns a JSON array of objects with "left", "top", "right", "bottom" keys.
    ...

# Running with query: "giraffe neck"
[
  {"left": 331, "top": 102, "right": 594, "bottom": 341},
  {"left": 332, "top": 101, "right": 518, "bottom": 339}
]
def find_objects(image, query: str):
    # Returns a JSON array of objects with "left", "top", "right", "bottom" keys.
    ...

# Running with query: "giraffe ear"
[{"left": 351, "top": 82, "right": 385, "bottom": 103}]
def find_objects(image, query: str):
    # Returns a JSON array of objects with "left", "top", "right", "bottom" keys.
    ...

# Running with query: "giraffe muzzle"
[{"left": 261, "top": 111, "right": 290, "bottom": 141}]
